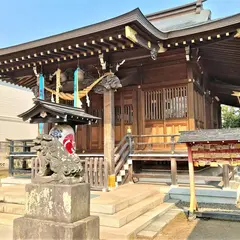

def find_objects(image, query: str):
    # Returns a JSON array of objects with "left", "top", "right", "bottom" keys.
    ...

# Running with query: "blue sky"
[{"left": 0, "top": 0, "right": 239, "bottom": 48}]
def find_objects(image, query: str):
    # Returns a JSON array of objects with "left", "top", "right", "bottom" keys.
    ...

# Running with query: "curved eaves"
[{"left": 0, "top": 8, "right": 167, "bottom": 56}]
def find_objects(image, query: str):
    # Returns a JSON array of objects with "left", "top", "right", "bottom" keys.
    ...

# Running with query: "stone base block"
[
  {"left": 13, "top": 215, "right": 99, "bottom": 240},
  {"left": 25, "top": 183, "right": 90, "bottom": 223}
]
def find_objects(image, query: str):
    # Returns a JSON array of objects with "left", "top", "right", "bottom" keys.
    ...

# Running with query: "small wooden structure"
[
  {"left": 179, "top": 128, "right": 240, "bottom": 217},
  {"left": 18, "top": 98, "right": 100, "bottom": 124}
]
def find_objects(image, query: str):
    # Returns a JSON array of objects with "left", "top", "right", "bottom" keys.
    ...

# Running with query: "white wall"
[{"left": 0, "top": 81, "right": 38, "bottom": 141}]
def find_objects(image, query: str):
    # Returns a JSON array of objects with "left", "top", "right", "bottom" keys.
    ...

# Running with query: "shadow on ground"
[
  {"left": 187, "top": 218, "right": 240, "bottom": 240},
  {"left": 152, "top": 212, "right": 240, "bottom": 240}
]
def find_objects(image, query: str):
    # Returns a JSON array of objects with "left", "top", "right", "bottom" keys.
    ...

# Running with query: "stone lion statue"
[{"left": 33, "top": 134, "right": 84, "bottom": 184}]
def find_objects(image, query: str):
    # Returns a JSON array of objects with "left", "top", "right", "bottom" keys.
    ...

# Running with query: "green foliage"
[{"left": 222, "top": 105, "right": 240, "bottom": 128}]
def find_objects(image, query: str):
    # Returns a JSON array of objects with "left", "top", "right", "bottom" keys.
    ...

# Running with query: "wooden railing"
[
  {"left": 129, "top": 134, "right": 180, "bottom": 153},
  {"left": 7, "top": 139, "right": 35, "bottom": 176},
  {"left": 85, "top": 157, "right": 108, "bottom": 191},
  {"left": 114, "top": 134, "right": 132, "bottom": 183}
]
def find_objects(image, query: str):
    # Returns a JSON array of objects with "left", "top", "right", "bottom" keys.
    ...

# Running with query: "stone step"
[
  {"left": 100, "top": 199, "right": 178, "bottom": 240},
  {"left": 137, "top": 208, "right": 182, "bottom": 239},
  {"left": 0, "top": 177, "right": 31, "bottom": 187},
  {"left": 0, "top": 203, "right": 25, "bottom": 215},
  {"left": 0, "top": 213, "right": 17, "bottom": 240},
  {"left": 91, "top": 184, "right": 160, "bottom": 214},
  {"left": 0, "top": 187, "right": 25, "bottom": 204},
  {"left": 0, "top": 212, "right": 21, "bottom": 226},
  {"left": 95, "top": 193, "right": 167, "bottom": 228}
]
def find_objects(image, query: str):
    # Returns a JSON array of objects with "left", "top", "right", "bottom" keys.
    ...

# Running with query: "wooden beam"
[
  {"left": 104, "top": 89, "right": 115, "bottom": 188},
  {"left": 170, "top": 158, "right": 177, "bottom": 186},
  {"left": 234, "top": 28, "right": 240, "bottom": 38},
  {"left": 223, "top": 164, "right": 230, "bottom": 189},
  {"left": 125, "top": 26, "right": 166, "bottom": 54},
  {"left": 187, "top": 62, "right": 195, "bottom": 130}
]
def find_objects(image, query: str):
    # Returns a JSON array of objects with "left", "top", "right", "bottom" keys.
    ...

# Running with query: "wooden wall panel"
[
  {"left": 76, "top": 125, "right": 87, "bottom": 152},
  {"left": 76, "top": 93, "right": 103, "bottom": 152},
  {"left": 115, "top": 126, "right": 121, "bottom": 143},
  {"left": 141, "top": 83, "right": 189, "bottom": 152},
  {"left": 143, "top": 119, "right": 187, "bottom": 151},
  {"left": 166, "top": 121, "right": 188, "bottom": 150},
  {"left": 143, "top": 63, "right": 187, "bottom": 84}
]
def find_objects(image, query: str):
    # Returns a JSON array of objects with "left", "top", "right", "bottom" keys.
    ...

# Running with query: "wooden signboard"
[
  {"left": 178, "top": 128, "right": 240, "bottom": 218},
  {"left": 191, "top": 142, "right": 240, "bottom": 166}
]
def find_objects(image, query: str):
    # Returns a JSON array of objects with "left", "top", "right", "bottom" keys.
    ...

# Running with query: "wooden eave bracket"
[
  {"left": 231, "top": 91, "right": 240, "bottom": 104},
  {"left": 125, "top": 26, "right": 167, "bottom": 60},
  {"left": 234, "top": 29, "right": 240, "bottom": 38},
  {"left": 185, "top": 46, "right": 190, "bottom": 61}
]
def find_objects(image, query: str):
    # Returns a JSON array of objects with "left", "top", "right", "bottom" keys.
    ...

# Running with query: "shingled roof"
[
  {"left": 18, "top": 99, "right": 100, "bottom": 125},
  {"left": 178, "top": 128, "right": 240, "bottom": 143}
]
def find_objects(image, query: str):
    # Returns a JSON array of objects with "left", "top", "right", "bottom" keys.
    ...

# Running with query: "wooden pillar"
[
  {"left": 104, "top": 90, "right": 115, "bottom": 188},
  {"left": 223, "top": 164, "right": 230, "bottom": 189},
  {"left": 188, "top": 145, "right": 197, "bottom": 219},
  {"left": 187, "top": 58, "right": 195, "bottom": 130},
  {"left": 128, "top": 160, "right": 133, "bottom": 184},
  {"left": 170, "top": 158, "right": 177, "bottom": 186}
]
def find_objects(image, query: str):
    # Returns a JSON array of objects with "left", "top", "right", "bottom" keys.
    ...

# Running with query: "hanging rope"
[
  {"left": 55, "top": 68, "right": 61, "bottom": 103},
  {"left": 45, "top": 72, "right": 112, "bottom": 101}
]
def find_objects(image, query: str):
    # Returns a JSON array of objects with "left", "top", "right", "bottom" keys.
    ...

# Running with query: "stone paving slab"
[
  {"left": 137, "top": 208, "right": 182, "bottom": 239},
  {"left": 0, "top": 224, "right": 12, "bottom": 240}
]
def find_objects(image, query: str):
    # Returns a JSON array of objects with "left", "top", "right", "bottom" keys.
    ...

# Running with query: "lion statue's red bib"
[{"left": 49, "top": 124, "right": 75, "bottom": 154}]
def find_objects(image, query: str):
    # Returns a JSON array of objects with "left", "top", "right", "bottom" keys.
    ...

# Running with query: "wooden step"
[
  {"left": 137, "top": 208, "right": 182, "bottom": 239},
  {"left": 0, "top": 202, "right": 25, "bottom": 215},
  {"left": 95, "top": 193, "right": 167, "bottom": 227},
  {"left": 100, "top": 199, "right": 178, "bottom": 240},
  {"left": 91, "top": 184, "right": 160, "bottom": 214}
]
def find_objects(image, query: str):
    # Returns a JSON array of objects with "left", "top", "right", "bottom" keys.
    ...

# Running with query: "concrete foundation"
[
  {"left": 13, "top": 183, "right": 99, "bottom": 240},
  {"left": 169, "top": 187, "right": 239, "bottom": 204}
]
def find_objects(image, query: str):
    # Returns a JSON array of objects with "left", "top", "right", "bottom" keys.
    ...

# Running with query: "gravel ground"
[{"left": 176, "top": 201, "right": 240, "bottom": 213}]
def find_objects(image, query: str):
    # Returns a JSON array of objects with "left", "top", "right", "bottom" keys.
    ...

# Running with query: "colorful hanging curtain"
[{"left": 56, "top": 69, "right": 61, "bottom": 104}]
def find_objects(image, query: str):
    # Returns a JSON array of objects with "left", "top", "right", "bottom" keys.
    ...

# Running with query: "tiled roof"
[{"left": 178, "top": 128, "right": 240, "bottom": 143}]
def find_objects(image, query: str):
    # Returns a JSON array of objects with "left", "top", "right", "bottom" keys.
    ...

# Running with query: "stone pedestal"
[{"left": 13, "top": 183, "right": 99, "bottom": 240}]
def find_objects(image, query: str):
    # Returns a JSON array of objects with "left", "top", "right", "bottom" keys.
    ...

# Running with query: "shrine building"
[{"left": 1, "top": 0, "right": 240, "bottom": 185}]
